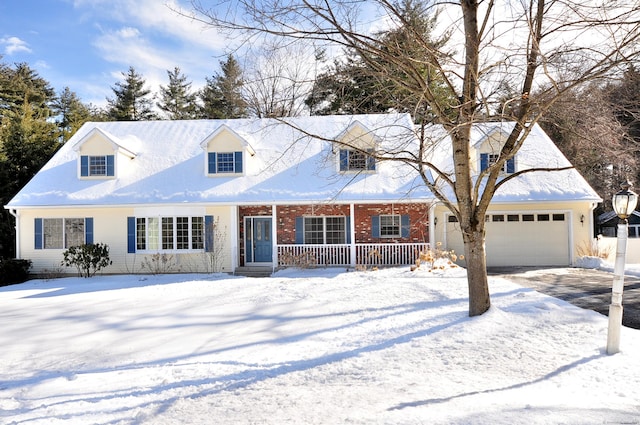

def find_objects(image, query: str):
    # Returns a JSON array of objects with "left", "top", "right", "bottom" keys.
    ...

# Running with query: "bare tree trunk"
[{"left": 462, "top": 226, "right": 490, "bottom": 316}]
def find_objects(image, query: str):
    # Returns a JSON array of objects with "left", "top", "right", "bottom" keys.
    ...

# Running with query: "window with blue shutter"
[
  {"left": 106, "top": 155, "right": 115, "bottom": 176},
  {"left": 85, "top": 218, "right": 94, "bottom": 244},
  {"left": 34, "top": 218, "right": 43, "bottom": 249},
  {"left": 208, "top": 152, "right": 217, "bottom": 174},
  {"left": 234, "top": 152, "right": 243, "bottom": 173},
  {"left": 127, "top": 217, "right": 136, "bottom": 253},
  {"left": 295, "top": 217, "right": 304, "bottom": 244},
  {"left": 208, "top": 151, "right": 243, "bottom": 174},
  {"left": 372, "top": 215, "right": 380, "bottom": 238},
  {"left": 205, "top": 215, "right": 214, "bottom": 252},
  {"left": 480, "top": 152, "right": 515, "bottom": 174},
  {"left": 339, "top": 149, "right": 376, "bottom": 172},
  {"left": 80, "top": 156, "right": 89, "bottom": 177},
  {"left": 480, "top": 153, "right": 489, "bottom": 171}
]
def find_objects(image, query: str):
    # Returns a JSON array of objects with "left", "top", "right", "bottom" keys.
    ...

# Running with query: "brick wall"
[{"left": 240, "top": 203, "right": 430, "bottom": 247}]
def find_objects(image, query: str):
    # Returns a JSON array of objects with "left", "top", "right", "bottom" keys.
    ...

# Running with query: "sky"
[
  {"left": 1, "top": 262, "right": 640, "bottom": 424},
  {"left": 0, "top": 0, "right": 229, "bottom": 107}
]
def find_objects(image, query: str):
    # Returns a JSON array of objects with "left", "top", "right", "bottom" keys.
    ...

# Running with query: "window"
[
  {"left": 492, "top": 214, "right": 505, "bottom": 222},
  {"left": 507, "top": 214, "right": 519, "bottom": 222},
  {"left": 80, "top": 155, "right": 115, "bottom": 177},
  {"left": 537, "top": 214, "right": 550, "bottom": 221},
  {"left": 339, "top": 149, "right": 375, "bottom": 172},
  {"left": 553, "top": 213, "right": 565, "bottom": 221},
  {"left": 208, "top": 152, "right": 243, "bottom": 174},
  {"left": 303, "top": 216, "right": 346, "bottom": 244},
  {"left": 523, "top": 214, "right": 535, "bottom": 222},
  {"left": 135, "top": 216, "right": 205, "bottom": 251},
  {"left": 480, "top": 153, "right": 515, "bottom": 174},
  {"left": 35, "top": 217, "right": 91, "bottom": 249},
  {"left": 380, "top": 215, "right": 401, "bottom": 237}
]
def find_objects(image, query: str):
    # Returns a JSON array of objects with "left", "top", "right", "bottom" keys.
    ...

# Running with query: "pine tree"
[
  {"left": 306, "top": 0, "right": 455, "bottom": 123},
  {"left": 0, "top": 61, "right": 59, "bottom": 259},
  {"left": 157, "top": 67, "right": 197, "bottom": 120},
  {"left": 199, "top": 55, "right": 248, "bottom": 119},
  {"left": 106, "top": 67, "right": 157, "bottom": 121},
  {"left": 51, "top": 87, "right": 92, "bottom": 142}
]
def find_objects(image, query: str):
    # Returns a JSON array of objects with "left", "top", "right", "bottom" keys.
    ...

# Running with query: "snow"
[
  {"left": 2, "top": 264, "right": 639, "bottom": 424},
  {"left": 6, "top": 115, "right": 600, "bottom": 208}
]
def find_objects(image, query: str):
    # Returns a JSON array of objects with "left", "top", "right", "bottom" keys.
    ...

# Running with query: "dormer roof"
[{"left": 72, "top": 127, "right": 137, "bottom": 159}]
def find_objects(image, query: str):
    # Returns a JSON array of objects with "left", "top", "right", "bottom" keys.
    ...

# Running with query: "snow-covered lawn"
[{"left": 1, "top": 265, "right": 639, "bottom": 424}]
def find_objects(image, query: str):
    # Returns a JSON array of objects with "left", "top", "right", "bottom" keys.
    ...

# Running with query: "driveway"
[{"left": 488, "top": 266, "right": 640, "bottom": 330}]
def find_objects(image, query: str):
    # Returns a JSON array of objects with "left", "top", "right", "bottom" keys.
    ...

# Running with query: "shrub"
[
  {"left": 0, "top": 259, "right": 32, "bottom": 286},
  {"left": 61, "top": 243, "right": 112, "bottom": 278},
  {"left": 576, "top": 236, "right": 613, "bottom": 259},
  {"left": 411, "top": 242, "right": 463, "bottom": 272},
  {"left": 140, "top": 253, "right": 180, "bottom": 274}
]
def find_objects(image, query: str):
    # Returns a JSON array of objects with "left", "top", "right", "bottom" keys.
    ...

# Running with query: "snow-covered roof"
[{"left": 5, "top": 114, "right": 600, "bottom": 209}]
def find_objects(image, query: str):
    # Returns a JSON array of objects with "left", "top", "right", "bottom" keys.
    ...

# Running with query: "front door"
[{"left": 245, "top": 217, "right": 273, "bottom": 264}]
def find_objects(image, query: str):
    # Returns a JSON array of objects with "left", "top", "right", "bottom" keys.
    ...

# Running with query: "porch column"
[
  {"left": 272, "top": 204, "right": 278, "bottom": 271},
  {"left": 350, "top": 203, "right": 356, "bottom": 267},
  {"left": 230, "top": 205, "right": 238, "bottom": 272}
]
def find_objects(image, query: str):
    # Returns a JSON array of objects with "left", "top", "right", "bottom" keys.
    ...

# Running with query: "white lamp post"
[{"left": 606, "top": 181, "right": 638, "bottom": 355}]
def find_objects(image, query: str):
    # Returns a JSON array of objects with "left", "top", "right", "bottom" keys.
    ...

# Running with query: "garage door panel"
[{"left": 445, "top": 212, "right": 569, "bottom": 267}]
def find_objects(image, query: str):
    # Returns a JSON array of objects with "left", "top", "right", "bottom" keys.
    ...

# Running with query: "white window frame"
[
  {"left": 379, "top": 215, "right": 401, "bottom": 238},
  {"left": 136, "top": 216, "right": 205, "bottom": 252},
  {"left": 303, "top": 216, "right": 346, "bottom": 245}
]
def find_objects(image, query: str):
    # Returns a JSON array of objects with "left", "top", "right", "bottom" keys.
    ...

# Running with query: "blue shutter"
[
  {"left": 339, "top": 150, "right": 348, "bottom": 171},
  {"left": 366, "top": 149, "right": 376, "bottom": 171},
  {"left": 85, "top": 218, "right": 94, "bottom": 244},
  {"left": 234, "top": 151, "right": 243, "bottom": 173},
  {"left": 127, "top": 217, "right": 136, "bottom": 253},
  {"left": 372, "top": 215, "right": 380, "bottom": 238},
  {"left": 401, "top": 215, "right": 410, "bottom": 238},
  {"left": 106, "top": 155, "right": 115, "bottom": 176},
  {"left": 295, "top": 217, "right": 304, "bottom": 244},
  {"left": 80, "top": 156, "right": 89, "bottom": 176},
  {"left": 506, "top": 158, "right": 515, "bottom": 173},
  {"left": 346, "top": 216, "right": 351, "bottom": 244},
  {"left": 34, "top": 218, "right": 43, "bottom": 249},
  {"left": 480, "top": 153, "right": 489, "bottom": 171},
  {"left": 208, "top": 152, "right": 217, "bottom": 174},
  {"left": 205, "top": 215, "right": 214, "bottom": 252}
]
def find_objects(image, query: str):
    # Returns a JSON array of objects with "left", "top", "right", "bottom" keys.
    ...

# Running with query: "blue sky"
[{"left": 0, "top": 0, "right": 228, "bottom": 107}]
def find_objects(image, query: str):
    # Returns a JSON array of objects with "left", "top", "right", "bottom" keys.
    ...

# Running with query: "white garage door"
[{"left": 445, "top": 212, "right": 570, "bottom": 267}]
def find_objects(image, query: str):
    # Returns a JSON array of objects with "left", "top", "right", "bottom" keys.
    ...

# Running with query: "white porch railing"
[{"left": 277, "top": 243, "right": 430, "bottom": 267}]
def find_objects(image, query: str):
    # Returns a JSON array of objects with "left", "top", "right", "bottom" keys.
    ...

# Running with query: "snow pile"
[{"left": 1, "top": 267, "right": 639, "bottom": 424}]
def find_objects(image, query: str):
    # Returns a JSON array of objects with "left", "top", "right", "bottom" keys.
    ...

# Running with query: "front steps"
[{"left": 234, "top": 266, "right": 273, "bottom": 278}]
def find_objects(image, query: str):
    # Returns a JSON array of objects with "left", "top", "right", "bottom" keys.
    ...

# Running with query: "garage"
[{"left": 445, "top": 211, "right": 571, "bottom": 267}]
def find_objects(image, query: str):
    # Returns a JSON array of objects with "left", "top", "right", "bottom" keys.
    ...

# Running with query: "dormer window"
[
  {"left": 480, "top": 153, "right": 515, "bottom": 174},
  {"left": 339, "top": 149, "right": 375, "bottom": 172},
  {"left": 80, "top": 155, "right": 115, "bottom": 177},
  {"left": 208, "top": 152, "right": 243, "bottom": 174}
]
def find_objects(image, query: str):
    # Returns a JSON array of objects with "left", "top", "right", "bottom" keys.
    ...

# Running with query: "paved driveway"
[{"left": 488, "top": 267, "right": 640, "bottom": 330}]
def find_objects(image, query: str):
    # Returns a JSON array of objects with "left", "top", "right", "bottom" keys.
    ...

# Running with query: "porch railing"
[{"left": 277, "top": 242, "right": 430, "bottom": 267}]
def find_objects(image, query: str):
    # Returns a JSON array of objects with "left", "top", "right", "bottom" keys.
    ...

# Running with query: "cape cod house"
[{"left": 4, "top": 113, "right": 601, "bottom": 275}]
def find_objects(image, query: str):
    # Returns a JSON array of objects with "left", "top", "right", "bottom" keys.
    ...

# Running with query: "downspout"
[{"left": 8, "top": 208, "right": 20, "bottom": 259}]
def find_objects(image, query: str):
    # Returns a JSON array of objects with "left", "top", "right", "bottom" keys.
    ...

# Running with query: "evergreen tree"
[
  {"left": 0, "top": 61, "right": 59, "bottom": 259},
  {"left": 106, "top": 67, "right": 157, "bottom": 121},
  {"left": 199, "top": 55, "right": 248, "bottom": 119},
  {"left": 51, "top": 87, "right": 92, "bottom": 142},
  {"left": 157, "top": 67, "right": 198, "bottom": 120},
  {"left": 306, "top": 0, "right": 455, "bottom": 123}
]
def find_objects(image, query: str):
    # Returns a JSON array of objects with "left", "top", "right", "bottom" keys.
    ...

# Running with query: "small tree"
[{"left": 61, "top": 243, "right": 112, "bottom": 278}]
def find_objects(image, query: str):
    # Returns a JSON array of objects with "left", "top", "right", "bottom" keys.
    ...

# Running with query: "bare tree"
[
  {"left": 243, "top": 40, "right": 318, "bottom": 117},
  {"left": 190, "top": 0, "right": 640, "bottom": 316}
]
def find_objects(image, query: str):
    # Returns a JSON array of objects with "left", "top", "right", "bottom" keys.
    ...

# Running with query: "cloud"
[{"left": 1, "top": 36, "right": 32, "bottom": 55}]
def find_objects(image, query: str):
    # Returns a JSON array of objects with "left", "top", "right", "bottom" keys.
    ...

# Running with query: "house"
[{"left": 4, "top": 113, "right": 601, "bottom": 275}]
